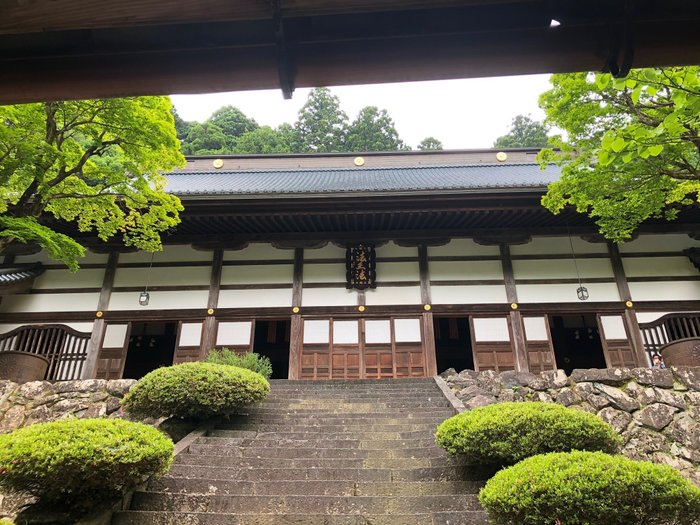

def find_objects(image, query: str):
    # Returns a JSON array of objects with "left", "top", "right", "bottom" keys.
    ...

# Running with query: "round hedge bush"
[
  {"left": 479, "top": 451, "right": 700, "bottom": 525},
  {"left": 122, "top": 362, "right": 270, "bottom": 419},
  {"left": 0, "top": 419, "right": 173, "bottom": 507},
  {"left": 435, "top": 402, "right": 621, "bottom": 465}
]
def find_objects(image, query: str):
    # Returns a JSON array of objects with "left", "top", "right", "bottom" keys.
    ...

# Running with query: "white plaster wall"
[
  {"left": 108, "top": 290, "right": 209, "bottom": 310},
  {"left": 378, "top": 262, "right": 420, "bottom": 282},
  {"left": 516, "top": 283, "right": 621, "bottom": 303},
  {"left": 375, "top": 242, "right": 417, "bottom": 258},
  {"left": 32, "top": 269, "right": 105, "bottom": 289},
  {"left": 365, "top": 286, "right": 422, "bottom": 306},
  {"left": 428, "top": 239, "right": 500, "bottom": 257},
  {"left": 15, "top": 250, "right": 108, "bottom": 265},
  {"left": 513, "top": 259, "right": 614, "bottom": 279},
  {"left": 0, "top": 322, "right": 95, "bottom": 334},
  {"left": 601, "top": 315, "right": 627, "bottom": 340},
  {"left": 622, "top": 257, "right": 697, "bottom": 277},
  {"left": 304, "top": 244, "right": 346, "bottom": 260},
  {"left": 301, "top": 287, "right": 356, "bottom": 307},
  {"left": 618, "top": 234, "right": 700, "bottom": 253},
  {"left": 0, "top": 293, "right": 100, "bottom": 313},
  {"left": 221, "top": 264, "right": 293, "bottom": 285},
  {"left": 303, "top": 320, "right": 330, "bottom": 344},
  {"left": 114, "top": 266, "right": 211, "bottom": 287},
  {"left": 636, "top": 312, "right": 671, "bottom": 324},
  {"left": 119, "top": 245, "right": 212, "bottom": 263},
  {"left": 219, "top": 288, "right": 293, "bottom": 308},
  {"left": 303, "top": 263, "right": 346, "bottom": 284},
  {"left": 473, "top": 318, "right": 510, "bottom": 342},
  {"left": 430, "top": 260, "right": 503, "bottom": 281},
  {"left": 629, "top": 281, "right": 700, "bottom": 302},
  {"left": 225, "top": 243, "right": 293, "bottom": 261},
  {"left": 524, "top": 316, "right": 549, "bottom": 341},
  {"left": 510, "top": 236, "right": 608, "bottom": 255},
  {"left": 431, "top": 284, "right": 507, "bottom": 305}
]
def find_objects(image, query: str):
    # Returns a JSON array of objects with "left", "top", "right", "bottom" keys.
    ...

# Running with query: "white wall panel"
[
  {"left": 513, "top": 259, "right": 614, "bottom": 279},
  {"left": 394, "top": 318, "right": 422, "bottom": 342},
  {"left": 302, "top": 287, "right": 356, "bottom": 307},
  {"left": 375, "top": 242, "right": 417, "bottom": 258},
  {"left": 431, "top": 284, "right": 507, "bottom": 305},
  {"left": 378, "top": 262, "right": 420, "bottom": 282},
  {"left": 622, "top": 257, "right": 696, "bottom": 277},
  {"left": 333, "top": 320, "right": 359, "bottom": 344},
  {"left": 0, "top": 293, "right": 100, "bottom": 313},
  {"left": 221, "top": 264, "right": 293, "bottom": 285},
  {"left": 303, "top": 263, "right": 346, "bottom": 284},
  {"left": 524, "top": 316, "right": 549, "bottom": 341},
  {"left": 33, "top": 269, "right": 105, "bottom": 289},
  {"left": 15, "top": 250, "right": 108, "bottom": 265},
  {"left": 103, "top": 324, "right": 128, "bottom": 348},
  {"left": 428, "top": 239, "right": 500, "bottom": 257},
  {"left": 365, "top": 320, "right": 391, "bottom": 343},
  {"left": 108, "top": 290, "right": 208, "bottom": 310},
  {"left": 629, "top": 281, "right": 700, "bottom": 302},
  {"left": 618, "top": 234, "right": 700, "bottom": 254},
  {"left": 303, "top": 244, "right": 346, "bottom": 259},
  {"left": 219, "top": 288, "right": 293, "bottom": 308},
  {"left": 601, "top": 316, "right": 627, "bottom": 340},
  {"left": 430, "top": 260, "right": 503, "bottom": 281},
  {"left": 636, "top": 312, "right": 671, "bottom": 324},
  {"left": 473, "top": 318, "right": 510, "bottom": 342},
  {"left": 510, "top": 236, "right": 608, "bottom": 255},
  {"left": 304, "top": 320, "right": 329, "bottom": 344},
  {"left": 225, "top": 243, "right": 293, "bottom": 261},
  {"left": 179, "top": 322, "right": 203, "bottom": 347},
  {"left": 0, "top": 324, "right": 23, "bottom": 334},
  {"left": 114, "top": 266, "right": 211, "bottom": 287},
  {"left": 119, "top": 245, "right": 211, "bottom": 263},
  {"left": 364, "top": 286, "right": 421, "bottom": 306},
  {"left": 216, "top": 321, "right": 252, "bottom": 346},
  {"left": 517, "top": 283, "right": 620, "bottom": 303},
  {"left": 0, "top": 322, "right": 94, "bottom": 334}
]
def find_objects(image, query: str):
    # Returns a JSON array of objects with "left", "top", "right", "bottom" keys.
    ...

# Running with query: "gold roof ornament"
[
  {"left": 213, "top": 158, "right": 224, "bottom": 169},
  {"left": 354, "top": 156, "right": 365, "bottom": 166},
  {"left": 496, "top": 152, "right": 508, "bottom": 162}
]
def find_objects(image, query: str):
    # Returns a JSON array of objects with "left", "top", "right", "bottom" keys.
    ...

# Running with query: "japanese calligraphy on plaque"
[{"left": 346, "top": 244, "right": 377, "bottom": 290}]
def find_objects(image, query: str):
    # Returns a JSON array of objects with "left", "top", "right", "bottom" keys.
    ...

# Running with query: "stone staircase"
[{"left": 112, "top": 378, "right": 491, "bottom": 525}]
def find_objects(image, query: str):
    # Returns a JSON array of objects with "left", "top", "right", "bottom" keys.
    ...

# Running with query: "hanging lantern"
[
  {"left": 577, "top": 286, "right": 589, "bottom": 301},
  {"left": 138, "top": 252, "right": 155, "bottom": 306},
  {"left": 138, "top": 291, "right": 150, "bottom": 306}
]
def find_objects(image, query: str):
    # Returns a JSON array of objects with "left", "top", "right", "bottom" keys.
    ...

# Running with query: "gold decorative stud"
[
  {"left": 424, "top": 304, "right": 432, "bottom": 311},
  {"left": 510, "top": 303, "right": 518, "bottom": 310},
  {"left": 496, "top": 152, "right": 508, "bottom": 162},
  {"left": 213, "top": 159, "right": 224, "bottom": 169},
  {"left": 625, "top": 300, "right": 634, "bottom": 308},
  {"left": 358, "top": 305, "right": 366, "bottom": 312},
  {"left": 292, "top": 306, "right": 300, "bottom": 314},
  {"left": 354, "top": 156, "right": 365, "bottom": 166},
  {"left": 207, "top": 308, "right": 215, "bottom": 315},
  {"left": 96, "top": 311, "right": 103, "bottom": 318}
]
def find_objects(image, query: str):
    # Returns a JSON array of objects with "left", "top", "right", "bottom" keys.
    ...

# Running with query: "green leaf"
[
  {"left": 648, "top": 144, "right": 664, "bottom": 156},
  {"left": 611, "top": 137, "right": 626, "bottom": 152}
]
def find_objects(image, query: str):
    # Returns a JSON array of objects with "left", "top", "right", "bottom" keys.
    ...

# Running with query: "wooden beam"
[
  {"left": 418, "top": 245, "right": 431, "bottom": 306},
  {"left": 201, "top": 248, "right": 223, "bottom": 354},
  {"left": 499, "top": 243, "right": 529, "bottom": 372}
]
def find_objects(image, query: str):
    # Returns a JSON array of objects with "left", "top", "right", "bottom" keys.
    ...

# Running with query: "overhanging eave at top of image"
[{"left": 1, "top": 0, "right": 699, "bottom": 103}]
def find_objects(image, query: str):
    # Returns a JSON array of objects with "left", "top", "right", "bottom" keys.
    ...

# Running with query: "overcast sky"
[{"left": 171, "top": 74, "right": 552, "bottom": 150}]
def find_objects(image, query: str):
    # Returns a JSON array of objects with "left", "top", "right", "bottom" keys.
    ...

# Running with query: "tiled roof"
[
  {"left": 0, "top": 263, "right": 44, "bottom": 286},
  {"left": 165, "top": 163, "right": 560, "bottom": 197}
]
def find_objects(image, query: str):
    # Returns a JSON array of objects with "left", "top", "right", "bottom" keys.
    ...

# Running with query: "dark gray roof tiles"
[{"left": 165, "top": 163, "right": 560, "bottom": 197}]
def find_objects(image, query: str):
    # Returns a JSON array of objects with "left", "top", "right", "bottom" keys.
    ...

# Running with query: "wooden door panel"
[
  {"left": 606, "top": 340, "right": 636, "bottom": 368},
  {"left": 527, "top": 341, "right": 557, "bottom": 373},
  {"left": 300, "top": 345, "right": 331, "bottom": 379},
  {"left": 474, "top": 342, "right": 516, "bottom": 372}
]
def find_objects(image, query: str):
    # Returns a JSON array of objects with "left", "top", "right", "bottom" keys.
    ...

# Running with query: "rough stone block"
[
  {"left": 570, "top": 368, "right": 632, "bottom": 386},
  {"left": 598, "top": 406, "right": 632, "bottom": 433},
  {"left": 634, "top": 403, "right": 678, "bottom": 431},
  {"left": 17, "top": 381, "right": 54, "bottom": 399},
  {"left": 630, "top": 368, "right": 674, "bottom": 388},
  {"left": 498, "top": 371, "right": 536, "bottom": 389},
  {"left": 672, "top": 367, "right": 700, "bottom": 391},
  {"left": 593, "top": 383, "right": 640, "bottom": 412}
]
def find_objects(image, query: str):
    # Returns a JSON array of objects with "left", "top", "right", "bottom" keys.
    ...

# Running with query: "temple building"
[{"left": 0, "top": 149, "right": 698, "bottom": 381}]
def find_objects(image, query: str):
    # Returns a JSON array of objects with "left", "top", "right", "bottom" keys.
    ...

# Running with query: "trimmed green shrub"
[
  {"left": 435, "top": 402, "right": 620, "bottom": 465},
  {"left": 122, "top": 362, "right": 270, "bottom": 419},
  {"left": 479, "top": 451, "right": 700, "bottom": 525},
  {"left": 207, "top": 348, "right": 273, "bottom": 379},
  {"left": 0, "top": 419, "right": 173, "bottom": 509}
]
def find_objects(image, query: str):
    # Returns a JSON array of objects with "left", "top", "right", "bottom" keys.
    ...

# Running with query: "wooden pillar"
[
  {"left": 608, "top": 242, "right": 648, "bottom": 366},
  {"left": 288, "top": 247, "right": 304, "bottom": 379},
  {"left": 500, "top": 243, "right": 529, "bottom": 372},
  {"left": 82, "top": 251, "right": 118, "bottom": 379},
  {"left": 418, "top": 245, "right": 438, "bottom": 376},
  {"left": 201, "top": 248, "right": 223, "bottom": 356}
]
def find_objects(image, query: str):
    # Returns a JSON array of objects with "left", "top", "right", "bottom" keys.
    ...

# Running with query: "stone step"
[
  {"left": 215, "top": 423, "right": 441, "bottom": 433},
  {"left": 222, "top": 416, "right": 452, "bottom": 426},
  {"left": 113, "top": 510, "right": 490, "bottom": 525},
  {"left": 147, "top": 478, "right": 483, "bottom": 496},
  {"left": 129, "top": 493, "right": 482, "bottom": 514},
  {"left": 187, "top": 444, "right": 449, "bottom": 459},
  {"left": 208, "top": 429, "right": 437, "bottom": 440},
  {"left": 166, "top": 464, "right": 493, "bottom": 482},
  {"left": 235, "top": 408, "right": 451, "bottom": 417},
  {"left": 195, "top": 436, "right": 440, "bottom": 449},
  {"left": 257, "top": 401, "right": 451, "bottom": 409}
]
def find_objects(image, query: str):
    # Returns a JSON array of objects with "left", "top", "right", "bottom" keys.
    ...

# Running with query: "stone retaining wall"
[{"left": 440, "top": 366, "right": 700, "bottom": 485}]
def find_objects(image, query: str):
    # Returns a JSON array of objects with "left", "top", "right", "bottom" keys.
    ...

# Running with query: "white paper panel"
[
  {"left": 429, "top": 260, "right": 503, "bottom": 281},
  {"left": 114, "top": 266, "right": 211, "bottom": 287},
  {"left": 510, "top": 236, "right": 607, "bottom": 255},
  {"left": 0, "top": 293, "right": 100, "bottom": 313},
  {"left": 225, "top": 243, "right": 292, "bottom": 261},
  {"left": 218, "top": 288, "right": 293, "bottom": 308},
  {"left": 333, "top": 320, "right": 359, "bottom": 344},
  {"left": 221, "top": 264, "right": 293, "bottom": 285},
  {"left": 516, "top": 283, "right": 620, "bottom": 303},
  {"left": 303, "top": 263, "right": 346, "bottom": 284},
  {"left": 179, "top": 323, "right": 203, "bottom": 347},
  {"left": 513, "top": 259, "right": 614, "bottom": 279},
  {"left": 394, "top": 318, "right": 422, "bottom": 343},
  {"left": 431, "top": 284, "right": 507, "bottom": 305},
  {"left": 32, "top": 269, "right": 105, "bottom": 290},
  {"left": 364, "top": 286, "right": 421, "bottom": 306},
  {"left": 622, "top": 257, "right": 696, "bottom": 278},
  {"left": 523, "top": 316, "right": 549, "bottom": 341},
  {"left": 304, "top": 320, "right": 330, "bottom": 344},
  {"left": 628, "top": 281, "right": 700, "bottom": 302},
  {"left": 427, "top": 239, "right": 500, "bottom": 257},
  {"left": 365, "top": 320, "right": 391, "bottom": 344},
  {"left": 473, "top": 318, "right": 510, "bottom": 342},
  {"left": 618, "top": 234, "right": 700, "bottom": 253},
  {"left": 103, "top": 324, "right": 128, "bottom": 348},
  {"left": 109, "top": 290, "right": 209, "bottom": 310},
  {"left": 302, "top": 287, "right": 357, "bottom": 307},
  {"left": 601, "top": 316, "right": 627, "bottom": 340},
  {"left": 216, "top": 322, "right": 252, "bottom": 346}
]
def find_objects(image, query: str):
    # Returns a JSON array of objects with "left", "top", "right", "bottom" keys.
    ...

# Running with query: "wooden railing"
[
  {"left": 0, "top": 324, "right": 91, "bottom": 380},
  {"left": 639, "top": 313, "right": 700, "bottom": 362}
]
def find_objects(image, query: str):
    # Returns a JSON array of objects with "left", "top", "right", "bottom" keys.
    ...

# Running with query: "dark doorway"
[
  {"left": 122, "top": 322, "right": 178, "bottom": 379},
  {"left": 434, "top": 317, "right": 474, "bottom": 374},
  {"left": 253, "top": 319, "right": 290, "bottom": 379},
  {"left": 549, "top": 315, "right": 607, "bottom": 374}
]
